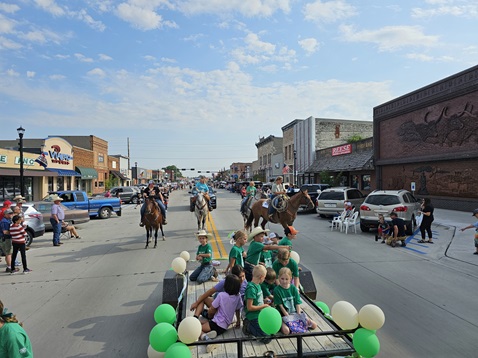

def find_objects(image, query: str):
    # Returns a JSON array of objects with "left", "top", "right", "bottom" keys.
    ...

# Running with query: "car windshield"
[
  {"left": 365, "top": 195, "right": 401, "bottom": 205},
  {"left": 319, "top": 191, "right": 344, "bottom": 200}
]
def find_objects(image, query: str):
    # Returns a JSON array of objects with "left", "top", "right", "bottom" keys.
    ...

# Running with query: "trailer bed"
[{"left": 180, "top": 272, "right": 355, "bottom": 358}]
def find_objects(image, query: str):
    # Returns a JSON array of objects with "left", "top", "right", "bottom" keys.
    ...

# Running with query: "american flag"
[{"left": 282, "top": 163, "right": 290, "bottom": 174}]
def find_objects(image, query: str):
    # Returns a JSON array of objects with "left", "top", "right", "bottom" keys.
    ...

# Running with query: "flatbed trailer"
[{"left": 175, "top": 271, "right": 356, "bottom": 358}]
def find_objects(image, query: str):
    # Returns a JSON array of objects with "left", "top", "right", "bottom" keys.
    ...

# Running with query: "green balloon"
[
  {"left": 154, "top": 303, "right": 176, "bottom": 324},
  {"left": 353, "top": 328, "right": 380, "bottom": 358},
  {"left": 258, "top": 307, "right": 282, "bottom": 335},
  {"left": 165, "top": 342, "right": 191, "bottom": 358},
  {"left": 149, "top": 322, "right": 178, "bottom": 352},
  {"left": 315, "top": 301, "right": 330, "bottom": 315}
]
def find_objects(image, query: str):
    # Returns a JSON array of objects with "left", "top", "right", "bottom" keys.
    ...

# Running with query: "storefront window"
[
  {"left": 0, "top": 176, "right": 33, "bottom": 201},
  {"left": 98, "top": 181, "right": 104, "bottom": 188},
  {"left": 351, "top": 175, "right": 359, "bottom": 188},
  {"left": 48, "top": 177, "right": 54, "bottom": 192},
  {"left": 362, "top": 175, "right": 371, "bottom": 190},
  {"left": 57, "top": 176, "right": 64, "bottom": 191}
]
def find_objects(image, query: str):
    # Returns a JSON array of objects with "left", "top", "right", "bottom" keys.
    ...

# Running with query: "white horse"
[{"left": 194, "top": 192, "right": 209, "bottom": 230}]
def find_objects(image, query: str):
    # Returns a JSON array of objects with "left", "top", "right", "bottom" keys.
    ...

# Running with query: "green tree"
[
  {"left": 163, "top": 165, "right": 183, "bottom": 179},
  {"left": 347, "top": 134, "right": 363, "bottom": 143}
]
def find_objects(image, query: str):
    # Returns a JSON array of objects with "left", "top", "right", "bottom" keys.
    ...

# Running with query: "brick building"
[
  {"left": 255, "top": 136, "right": 283, "bottom": 183},
  {"left": 374, "top": 64, "right": 478, "bottom": 210}
]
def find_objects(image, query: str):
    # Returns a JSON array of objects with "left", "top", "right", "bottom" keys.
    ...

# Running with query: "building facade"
[{"left": 255, "top": 136, "right": 283, "bottom": 183}]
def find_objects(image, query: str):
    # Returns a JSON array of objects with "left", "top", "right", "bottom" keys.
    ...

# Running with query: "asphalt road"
[{"left": 2, "top": 189, "right": 477, "bottom": 357}]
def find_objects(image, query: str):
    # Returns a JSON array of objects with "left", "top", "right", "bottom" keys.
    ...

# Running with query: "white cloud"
[
  {"left": 27, "top": 71, "right": 36, "bottom": 78},
  {"left": 49, "top": 74, "right": 66, "bottom": 80},
  {"left": 115, "top": 2, "right": 177, "bottom": 30},
  {"left": 339, "top": 25, "right": 439, "bottom": 52},
  {"left": 411, "top": 3, "right": 478, "bottom": 18},
  {"left": 298, "top": 38, "right": 319, "bottom": 54},
  {"left": 406, "top": 53, "right": 455, "bottom": 62},
  {"left": 76, "top": 9, "right": 106, "bottom": 31},
  {"left": 74, "top": 53, "right": 94, "bottom": 63},
  {"left": 6, "top": 68, "right": 19, "bottom": 76},
  {"left": 19, "top": 28, "right": 63, "bottom": 44},
  {"left": 161, "top": 57, "right": 176, "bottom": 63},
  {"left": 176, "top": 0, "right": 292, "bottom": 17},
  {"left": 0, "top": 13, "right": 16, "bottom": 34},
  {"left": 87, "top": 68, "right": 106, "bottom": 77},
  {"left": 55, "top": 54, "right": 70, "bottom": 60},
  {"left": 245, "top": 33, "right": 275, "bottom": 54},
  {"left": 0, "top": 3, "right": 20, "bottom": 13},
  {"left": 304, "top": 0, "right": 357, "bottom": 24},
  {"left": 99, "top": 53, "right": 113, "bottom": 61},
  {"left": 0, "top": 35, "right": 21, "bottom": 49},
  {"left": 34, "top": 0, "right": 65, "bottom": 17}
]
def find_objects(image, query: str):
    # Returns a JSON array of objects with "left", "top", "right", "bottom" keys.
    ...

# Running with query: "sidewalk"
[{"left": 430, "top": 208, "right": 478, "bottom": 266}]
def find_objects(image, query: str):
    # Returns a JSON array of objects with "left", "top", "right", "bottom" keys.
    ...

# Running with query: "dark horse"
[
  {"left": 144, "top": 197, "right": 165, "bottom": 248},
  {"left": 245, "top": 190, "right": 314, "bottom": 230}
]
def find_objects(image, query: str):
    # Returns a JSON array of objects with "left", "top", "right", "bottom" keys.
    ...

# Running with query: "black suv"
[{"left": 110, "top": 186, "right": 141, "bottom": 204}]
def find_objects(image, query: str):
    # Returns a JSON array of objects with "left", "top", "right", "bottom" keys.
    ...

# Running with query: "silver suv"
[
  {"left": 359, "top": 190, "right": 420, "bottom": 235},
  {"left": 316, "top": 187, "right": 365, "bottom": 217}
]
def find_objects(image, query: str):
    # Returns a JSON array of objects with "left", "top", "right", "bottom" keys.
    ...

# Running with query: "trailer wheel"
[{"left": 99, "top": 207, "right": 111, "bottom": 219}]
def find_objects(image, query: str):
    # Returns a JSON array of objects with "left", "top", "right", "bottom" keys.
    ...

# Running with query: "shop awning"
[
  {"left": 305, "top": 148, "right": 374, "bottom": 173},
  {"left": 75, "top": 166, "right": 98, "bottom": 179},
  {"left": 46, "top": 168, "right": 81, "bottom": 177},
  {"left": 110, "top": 170, "right": 129, "bottom": 180},
  {"left": 0, "top": 168, "right": 57, "bottom": 177}
]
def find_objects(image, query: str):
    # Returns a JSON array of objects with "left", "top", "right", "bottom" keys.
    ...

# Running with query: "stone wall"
[{"left": 315, "top": 119, "right": 373, "bottom": 150}]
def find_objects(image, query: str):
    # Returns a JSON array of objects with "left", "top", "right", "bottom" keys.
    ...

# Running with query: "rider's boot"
[
  {"left": 163, "top": 217, "right": 168, "bottom": 225},
  {"left": 139, "top": 221, "right": 144, "bottom": 227}
]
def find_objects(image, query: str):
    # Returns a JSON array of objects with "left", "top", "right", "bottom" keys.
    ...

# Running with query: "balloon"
[
  {"left": 258, "top": 307, "right": 282, "bottom": 335},
  {"left": 149, "top": 322, "right": 178, "bottom": 352},
  {"left": 165, "top": 342, "right": 191, "bottom": 358},
  {"left": 178, "top": 316, "right": 202, "bottom": 344},
  {"left": 154, "top": 304, "right": 176, "bottom": 325},
  {"left": 171, "top": 257, "right": 187, "bottom": 274},
  {"left": 314, "top": 301, "right": 330, "bottom": 315},
  {"left": 290, "top": 250, "right": 300, "bottom": 264},
  {"left": 147, "top": 344, "right": 165, "bottom": 358},
  {"left": 353, "top": 328, "right": 380, "bottom": 357},
  {"left": 331, "top": 301, "right": 359, "bottom": 329},
  {"left": 359, "top": 304, "right": 385, "bottom": 331},
  {"left": 180, "top": 251, "right": 190, "bottom": 261}
]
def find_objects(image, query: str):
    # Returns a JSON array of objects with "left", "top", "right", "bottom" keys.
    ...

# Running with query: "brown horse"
[
  {"left": 245, "top": 190, "right": 314, "bottom": 230},
  {"left": 144, "top": 197, "right": 165, "bottom": 248}
]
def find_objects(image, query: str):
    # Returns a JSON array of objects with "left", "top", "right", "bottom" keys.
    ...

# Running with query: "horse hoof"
[
  {"left": 145, "top": 246, "right": 148, "bottom": 249},
  {"left": 163, "top": 237, "right": 166, "bottom": 241},
  {"left": 154, "top": 245, "right": 157, "bottom": 248}
]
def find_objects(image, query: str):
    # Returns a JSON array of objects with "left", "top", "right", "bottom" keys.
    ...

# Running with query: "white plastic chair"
[
  {"left": 331, "top": 211, "right": 346, "bottom": 231},
  {"left": 343, "top": 211, "right": 359, "bottom": 234}
]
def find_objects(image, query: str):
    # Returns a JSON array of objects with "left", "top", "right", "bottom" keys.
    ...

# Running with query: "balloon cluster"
[
  {"left": 148, "top": 304, "right": 202, "bottom": 357},
  {"left": 171, "top": 251, "right": 190, "bottom": 274},
  {"left": 314, "top": 300, "right": 385, "bottom": 358}
]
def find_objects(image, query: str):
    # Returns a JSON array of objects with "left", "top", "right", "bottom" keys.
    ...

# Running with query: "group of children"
[{"left": 189, "top": 225, "right": 317, "bottom": 346}]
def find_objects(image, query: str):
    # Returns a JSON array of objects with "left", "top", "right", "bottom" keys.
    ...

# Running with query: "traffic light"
[
  {"left": 206, "top": 171, "right": 210, "bottom": 173},
  {"left": 181, "top": 168, "right": 186, "bottom": 171},
  {"left": 198, "top": 171, "right": 201, "bottom": 173}
]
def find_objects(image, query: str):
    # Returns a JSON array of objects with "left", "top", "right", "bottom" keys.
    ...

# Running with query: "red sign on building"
[{"left": 332, "top": 144, "right": 352, "bottom": 156}]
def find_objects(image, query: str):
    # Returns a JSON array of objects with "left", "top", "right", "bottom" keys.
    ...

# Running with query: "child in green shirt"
[
  {"left": 272, "top": 248, "right": 300, "bottom": 288},
  {"left": 260, "top": 267, "right": 276, "bottom": 304},
  {"left": 224, "top": 230, "right": 247, "bottom": 274},
  {"left": 190, "top": 230, "right": 215, "bottom": 284},
  {"left": 0, "top": 299, "right": 33, "bottom": 358},
  {"left": 278, "top": 226, "right": 299, "bottom": 249}
]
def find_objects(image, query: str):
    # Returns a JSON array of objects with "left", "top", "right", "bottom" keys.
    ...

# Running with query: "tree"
[{"left": 163, "top": 165, "right": 183, "bottom": 179}]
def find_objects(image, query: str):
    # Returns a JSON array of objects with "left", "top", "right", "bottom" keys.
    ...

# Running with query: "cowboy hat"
[
  {"left": 13, "top": 195, "right": 25, "bottom": 202},
  {"left": 195, "top": 229, "right": 213, "bottom": 239},
  {"left": 50, "top": 195, "right": 63, "bottom": 201},
  {"left": 247, "top": 227, "right": 270, "bottom": 242}
]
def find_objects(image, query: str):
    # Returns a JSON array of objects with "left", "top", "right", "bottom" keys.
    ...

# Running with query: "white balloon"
[
  {"left": 180, "top": 251, "right": 190, "bottom": 262},
  {"left": 358, "top": 304, "right": 385, "bottom": 331},
  {"left": 290, "top": 250, "right": 300, "bottom": 264},
  {"left": 178, "top": 316, "right": 202, "bottom": 344},
  {"left": 147, "top": 344, "right": 165, "bottom": 358},
  {"left": 171, "top": 257, "right": 187, "bottom": 274},
  {"left": 331, "top": 301, "right": 359, "bottom": 329}
]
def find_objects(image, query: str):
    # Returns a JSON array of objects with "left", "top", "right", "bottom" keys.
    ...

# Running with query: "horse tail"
[{"left": 245, "top": 210, "right": 254, "bottom": 230}]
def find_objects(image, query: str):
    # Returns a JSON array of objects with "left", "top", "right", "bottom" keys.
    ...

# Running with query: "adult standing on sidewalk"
[
  {"left": 50, "top": 195, "right": 65, "bottom": 247},
  {"left": 460, "top": 208, "right": 478, "bottom": 255},
  {"left": 418, "top": 198, "right": 434, "bottom": 244}
]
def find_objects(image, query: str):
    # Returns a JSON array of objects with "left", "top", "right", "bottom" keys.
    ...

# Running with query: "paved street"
[{"left": 2, "top": 189, "right": 477, "bottom": 357}]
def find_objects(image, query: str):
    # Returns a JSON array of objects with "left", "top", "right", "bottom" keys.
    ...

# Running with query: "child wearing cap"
[
  {"left": 278, "top": 226, "right": 299, "bottom": 249},
  {"left": 460, "top": 209, "right": 478, "bottom": 255}
]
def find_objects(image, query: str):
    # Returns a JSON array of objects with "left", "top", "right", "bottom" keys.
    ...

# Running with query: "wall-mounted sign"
[
  {"left": 332, "top": 144, "right": 352, "bottom": 156},
  {"left": 15, "top": 157, "right": 36, "bottom": 166}
]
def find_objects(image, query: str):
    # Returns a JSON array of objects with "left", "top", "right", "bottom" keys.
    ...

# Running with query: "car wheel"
[
  {"left": 360, "top": 223, "right": 370, "bottom": 232},
  {"left": 131, "top": 196, "right": 139, "bottom": 204},
  {"left": 99, "top": 207, "right": 111, "bottom": 219},
  {"left": 319, "top": 214, "right": 327, "bottom": 218},
  {"left": 405, "top": 221, "right": 413, "bottom": 235},
  {"left": 25, "top": 229, "right": 33, "bottom": 247}
]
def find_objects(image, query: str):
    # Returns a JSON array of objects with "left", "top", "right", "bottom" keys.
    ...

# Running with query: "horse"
[
  {"left": 194, "top": 191, "right": 210, "bottom": 230},
  {"left": 245, "top": 190, "right": 314, "bottom": 230},
  {"left": 241, "top": 190, "right": 268, "bottom": 231},
  {"left": 143, "top": 197, "right": 165, "bottom": 248}
]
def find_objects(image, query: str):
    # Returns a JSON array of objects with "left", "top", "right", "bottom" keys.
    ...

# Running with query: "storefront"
[{"left": 75, "top": 166, "right": 98, "bottom": 193}]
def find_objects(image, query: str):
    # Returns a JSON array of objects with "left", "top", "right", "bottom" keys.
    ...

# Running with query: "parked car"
[
  {"left": 110, "top": 186, "right": 141, "bottom": 204},
  {"left": 316, "top": 187, "right": 365, "bottom": 217},
  {"left": 31, "top": 201, "right": 90, "bottom": 230},
  {"left": 298, "top": 184, "right": 331, "bottom": 211},
  {"left": 189, "top": 186, "right": 217, "bottom": 211},
  {"left": 12, "top": 203, "right": 45, "bottom": 247},
  {"left": 44, "top": 191, "right": 121, "bottom": 219},
  {"left": 359, "top": 190, "right": 420, "bottom": 235}
]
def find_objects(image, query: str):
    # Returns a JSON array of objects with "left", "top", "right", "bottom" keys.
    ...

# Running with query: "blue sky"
[{"left": 1, "top": 0, "right": 477, "bottom": 174}]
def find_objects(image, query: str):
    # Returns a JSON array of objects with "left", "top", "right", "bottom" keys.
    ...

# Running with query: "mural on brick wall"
[{"left": 382, "top": 161, "right": 478, "bottom": 199}]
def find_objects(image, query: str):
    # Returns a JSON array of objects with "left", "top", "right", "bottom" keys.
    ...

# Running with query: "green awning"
[{"left": 75, "top": 166, "right": 98, "bottom": 179}]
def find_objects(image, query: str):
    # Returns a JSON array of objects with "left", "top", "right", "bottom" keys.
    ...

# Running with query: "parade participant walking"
[
  {"left": 139, "top": 180, "right": 167, "bottom": 226},
  {"left": 50, "top": 195, "right": 65, "bottom": 247},
  {"left": 460, "top": 208, "right": 478, "bottom": 255},
  {"left": 0, "top": 299, "right": 33, "bottom": 357},
  {"left": 9, "top": 215, "right": 31, "bottom": 274}
]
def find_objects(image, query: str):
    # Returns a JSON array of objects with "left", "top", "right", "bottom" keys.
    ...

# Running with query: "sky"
[{"left": 0, "top": 0, "right": 477, "bottom": 175}]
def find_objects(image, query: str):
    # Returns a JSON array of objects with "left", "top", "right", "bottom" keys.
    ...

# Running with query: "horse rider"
[
  {"left": 240, "top": 181, "right": 257, "bottom": 214},
  {"left": 139, "top": 180, "right": 167, "bottom": 226},
  {"left": 192, "top": 175, "right": 213, "bottom": 211},
  {"left": 268, "top": 176, "right": 286, "bottom": 220}
]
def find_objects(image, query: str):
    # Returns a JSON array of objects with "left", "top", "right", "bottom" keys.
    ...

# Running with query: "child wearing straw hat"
[{"left": 190, "top": 230, "right": 217, "bottom": 283}]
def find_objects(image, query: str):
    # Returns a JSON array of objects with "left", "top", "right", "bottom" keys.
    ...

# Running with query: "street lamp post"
[
  {"left": 293, "top": 149, "right": 297, "bottom": 186},
  {"left": 134, "top": 162, "right": 138, "bottom": 185},
  {"left": 17, "top": 126, "right": 25, "bottom": 197}
]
